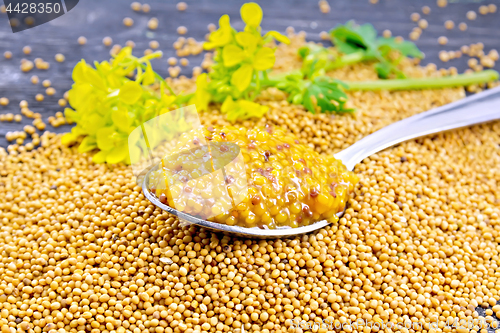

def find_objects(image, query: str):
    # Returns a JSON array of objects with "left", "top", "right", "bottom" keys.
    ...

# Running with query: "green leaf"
[
  {"left": 119, "top": 81, "right": 143, "bottom": 104},
  {"left": 78, "top": 136, "right": 97, "bottom": 153},
  {"left": 377, "top": 38, "right": 423, "bottom": 58},
  {"left": 327, "top": 21, "right": 423, "bottom": 79},
  {"left": 374, "top": 62, "right": 392, "bottom": 79},
  {"left": 330, "top": 21, "right": 377, "bottom": 55},
  {"left": 303, "top": 78, "right": 353, "bottom": 114}
]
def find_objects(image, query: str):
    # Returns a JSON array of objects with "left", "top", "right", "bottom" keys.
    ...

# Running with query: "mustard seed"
[
  {"left": 319, "top": 0, "right": 331, "bottom": 13},
  {"left": 103, "top": 36, "right": 113, "bottom": 46},
  {"left": 439, "top": 51, "right": 450, "bottom": 62},
  {"left": 20, "top": 61, "right": 34, "bottom": 72},
  {"left": 192, "top": 66, "right": 202, "bottom": 76},
  {"left": 149, "top": 40, "right": 159, "bottom": 49},
  {"left": 409, "top": 31, "right": 420, "bottom": 41},
  {"left": 176, "top": 2, "right": 187, "bottom": 11},
  {"left": 123, "top": 17, "right": 134, "bottom": 27},
  {"left": 319, "top": 31, "right": 329, "bottom": 40},
  {"left": 77, "top": 36, "right": 87, "bottom": 45},
  {"left": 55, "top": 53, "right": 65, "bottom": 62},
  {"left": 46, "top": 87, "right": 56, "bottom": 96},
  {"left": 467, "top": 10, "right": 477, "bottom": 20},
  {"left": 438, "top": 36, "right": 448, "bottom": 45},
  {"left": 418, "top": 19, "right": 428, "bottom": 29},
  {"left": 488, "top": 49, "right": 499, "bottom": 61},
  {"left": 479, "top": 5, "right": 489, "bottom": 15},
  {"left": 468, "top": 58, "right": 478, "bottom": 67},
  {"left": 131, "top": 1, "right": 141, "bottom": 11},
  {"left": 147, "top": 17, "right": 158, "bottom": 30},
  {"left": 167, "top": 57, "right": 178, "bottom": 66}
]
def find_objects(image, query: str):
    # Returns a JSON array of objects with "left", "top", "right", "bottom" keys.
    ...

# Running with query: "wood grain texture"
[{"left": 1, "top": 0, "right": 499, "bottom": 149}]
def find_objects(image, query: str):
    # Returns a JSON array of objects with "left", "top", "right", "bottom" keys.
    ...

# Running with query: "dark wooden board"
[{"left": 1, "top": 0, "right": 500, "bottom": 148}]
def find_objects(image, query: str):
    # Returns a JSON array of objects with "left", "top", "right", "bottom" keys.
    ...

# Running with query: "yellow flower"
[
  {"left": 222, "top": 44, "right": 275, "bottom": 92},
  {"left": 203, "top": 15, "right": 233, "bottom": 50},
  {"left": 221, "top": 96, "right": 269, "bottom": 122},
  {"left": 230, "top": 64, "right": 254, "bottom": 92},
  {"left": 189, "top": 73, "right": 211, "bottom": 111},
  {"left": 240, "top": 2, "right": 262, "bottom": 28},
  {"left": 264, "top": 31, "right": 290, "bottom": 44}
]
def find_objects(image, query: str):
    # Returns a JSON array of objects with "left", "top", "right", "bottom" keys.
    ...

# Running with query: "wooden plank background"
[{"left": 1, "top": 0, "right": 499, "bottom": 150}]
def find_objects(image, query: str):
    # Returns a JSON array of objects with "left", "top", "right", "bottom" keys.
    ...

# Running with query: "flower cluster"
[
  {"left": 62, "top": 47, "right": 178, "bottom": 164},
  {"left": 191, "top": 2, "right": 290, "bottom": 121}
]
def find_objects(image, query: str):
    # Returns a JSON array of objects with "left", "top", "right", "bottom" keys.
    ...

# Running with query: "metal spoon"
[{"left": 143, "top": 86, "right": 500, "bottom": 238}]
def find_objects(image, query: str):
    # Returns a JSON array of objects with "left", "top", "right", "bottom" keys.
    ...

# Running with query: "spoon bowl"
[{"left": 143, "top": 86, "right": 500, "bottom": 238}]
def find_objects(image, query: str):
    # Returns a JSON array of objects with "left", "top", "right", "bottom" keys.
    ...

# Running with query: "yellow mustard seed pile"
[
  {"left": 1, "top": 33, "right": 500, "bottom": 333},
  {"left": 150, "top": 126, "right": 357, "bottom": 229}
]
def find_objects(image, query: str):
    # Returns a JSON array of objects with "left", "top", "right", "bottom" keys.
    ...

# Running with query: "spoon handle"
[{"left": 334, "top": 86, "right": 500, "bottom": 171}]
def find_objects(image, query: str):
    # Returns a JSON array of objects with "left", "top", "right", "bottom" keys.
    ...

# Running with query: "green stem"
[
  {"left": 325, "top": 51, "right": 368, "bottom": 71},
  {"left": 345, "top": 70, "right": 499, "bottom": 90},
  {"left": 251, "top": 72, "right": 261, "bottom": 101},
  {"left": 137, "top": 62, "right": 176, "bottom": 96},
  {"left": 262, "top": 69, "right": 302, "bottom": 87},
  {"left": 175, "top": 93, "right": 194, "bottom": 105}
]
